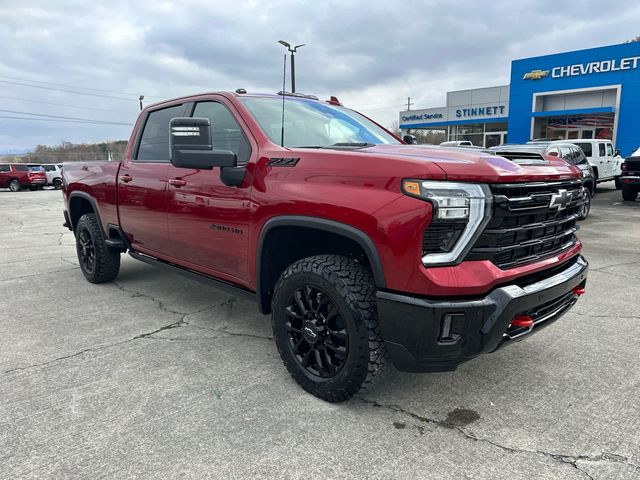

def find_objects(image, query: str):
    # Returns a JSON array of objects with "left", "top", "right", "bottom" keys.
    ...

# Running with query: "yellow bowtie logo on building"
[{"left": 523, "top": 69, "right": 550, "bottom": 80}]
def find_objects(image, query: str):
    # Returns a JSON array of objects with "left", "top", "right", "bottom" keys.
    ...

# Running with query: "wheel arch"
[
  {"left": 256, "top": 216, "right": 386, "bottom": 314},
  {"left": 68, "top": 191, "right": 104, "bottom": 235}
]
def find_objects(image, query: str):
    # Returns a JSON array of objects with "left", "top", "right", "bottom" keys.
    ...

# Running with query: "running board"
[{"left": 128, "top": 251, "right": 257, "bottom": 303}]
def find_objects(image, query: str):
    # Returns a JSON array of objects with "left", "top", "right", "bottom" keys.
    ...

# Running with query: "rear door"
[
  {"left": 0, "top": 164, "right": 10, "bottom": 188},
  {"left": 165, "top": 98, "right": 254, "bottom": 286},
  {"left": 118, "top": 103, "right": 188, "bottom": 256}
]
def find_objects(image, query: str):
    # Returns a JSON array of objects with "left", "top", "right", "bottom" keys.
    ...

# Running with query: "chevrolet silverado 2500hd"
[{"left": 62, "top": 91, "right": 588, "bottom": 402}]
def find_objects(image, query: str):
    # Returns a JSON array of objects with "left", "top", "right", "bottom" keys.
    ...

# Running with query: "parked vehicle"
[
  {"left": 440, "top": 140, "right": 473, "bottom": 146},
  {"left": 620, "top": 147, "right": 640, "bottom": 201},
  {"left": 41, "top": 164, "right": 63, "bottom": 189},
  {"left": 62, "top": 91, "right": 588, "bottom": 402},
  {"left": 0, "top": 164, "right": 47, "bottom": 191},
  {"left": 491, "top": 142, "right": 594, "bottom": 219},
  {"left": 531, "top": 139, "right": 622, "bottom": 188}
]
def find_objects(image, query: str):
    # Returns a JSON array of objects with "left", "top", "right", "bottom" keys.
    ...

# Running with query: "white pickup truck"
[{"left": 570, "top": 140, "right": 623, "bottom": 188}]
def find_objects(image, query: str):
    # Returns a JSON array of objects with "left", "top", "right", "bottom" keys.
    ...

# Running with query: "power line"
[
  {"left": 0, "top": 73, "right": 147, "bottom": 98},
  {"left": 0, "top": 115, "right": 132, "bottom": 126},
  {"left": 0, "top": 80, "right": 139, "bottom": 101},
  {"left": 0, "top": 108, "right": 132, "bottom": 124},
  {"left": 0, "top": 95, "right": 134, "bottom": 114}
]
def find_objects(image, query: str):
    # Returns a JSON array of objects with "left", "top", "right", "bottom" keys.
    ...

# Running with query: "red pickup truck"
[{"left": 62, "top": 91, "right": 588, "bottom": 402}]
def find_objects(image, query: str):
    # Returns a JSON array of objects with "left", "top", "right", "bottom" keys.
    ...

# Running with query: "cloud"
[{"left": 0, "top": 0, "right": 638, "bottom": 148}]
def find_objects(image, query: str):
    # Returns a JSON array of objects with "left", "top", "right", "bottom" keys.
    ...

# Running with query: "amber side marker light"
[{"left": 402, "top": 180, "right": 421, "bottom": 196}]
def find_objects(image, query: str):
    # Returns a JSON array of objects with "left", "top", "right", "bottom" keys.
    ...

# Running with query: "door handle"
[
  {"left": 169, "top": 178, "right": 187, "bottom": 187},
  {"left": 120, "top": 174, "right": 132, "bottom": 183}
]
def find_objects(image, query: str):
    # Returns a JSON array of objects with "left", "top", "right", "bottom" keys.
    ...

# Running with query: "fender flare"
[
  {"left": 67, "top": 191, "right": 105, "bottom": 234},
  {"left": 256, "top": 216, "right": 387, "bottom": 312}
]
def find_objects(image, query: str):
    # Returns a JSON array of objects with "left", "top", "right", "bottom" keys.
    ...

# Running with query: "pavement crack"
[{"left": 357, "top": 398, "right": 639, "bottom": 476}]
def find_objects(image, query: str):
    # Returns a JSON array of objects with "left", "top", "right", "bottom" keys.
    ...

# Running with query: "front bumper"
[{"left": 376, "top": 255, "right": 588, "bottom": 372}]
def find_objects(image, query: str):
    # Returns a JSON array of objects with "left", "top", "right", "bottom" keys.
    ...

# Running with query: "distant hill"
[
  {"left": 0, "top": 148, "right": 34, "bottom": 156},
  {"left": 4, "top": 140, "right": 128, "bottom": 163}
]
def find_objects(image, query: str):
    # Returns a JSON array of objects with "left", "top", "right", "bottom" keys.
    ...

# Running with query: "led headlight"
[{"left": 402, "top": 180, "right": 491, "bottom": 265}]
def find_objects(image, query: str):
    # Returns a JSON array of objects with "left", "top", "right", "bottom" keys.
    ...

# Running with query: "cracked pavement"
[{"left": 1, "top": 186, "right": 639, "bottom": 479}]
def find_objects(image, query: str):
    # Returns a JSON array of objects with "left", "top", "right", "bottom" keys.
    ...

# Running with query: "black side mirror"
[
  {"left": 169, "top": 117, "right": 237, "bottom": 169},
  {"left": 403, "top": 134, "right": 417, "bottom": 145},
  {"left": 615, "top": 149, "right": 620, "bottom": 157}
]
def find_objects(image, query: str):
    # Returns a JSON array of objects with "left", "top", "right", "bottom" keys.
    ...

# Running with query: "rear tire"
[
  {"left": 9, "top": 180, "right": 21, "bottom": 192},
  {"left": 75, "top": 213, "right": 121, "bottom": 283},
  {"left": 271, "top": 255, "right": 387, "bottom": 402},
  {"left": 53, "top": 178, "right": 62, "bottom": 190},
  {"left": 622, "top": 185, "right": 638, "bottom": 202},
  {"left": 615, "top": 176, "right": 622, "bottom": 190}
]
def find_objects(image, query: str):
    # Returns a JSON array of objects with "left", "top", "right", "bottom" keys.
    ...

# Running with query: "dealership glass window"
[
  {"left": 448, "top": 122, "right": 507, "bottom": 147},
  {"left": 533, "top": 113, "right": 615, "bottom": 142}
]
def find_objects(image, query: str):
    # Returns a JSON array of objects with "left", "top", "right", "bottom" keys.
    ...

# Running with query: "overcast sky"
[{"left": 0, "top": 0, "right": 638, "bottom": 150}]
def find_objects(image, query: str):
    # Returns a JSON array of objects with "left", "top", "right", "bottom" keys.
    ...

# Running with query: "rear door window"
[
  {"left": 136, "top": 104, "right": 186, "bottom": 162},
  {"left": 15, "top": 165, "right": 29, "bottom": 171}
]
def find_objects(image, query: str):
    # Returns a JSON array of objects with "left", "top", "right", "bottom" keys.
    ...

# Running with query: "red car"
[
  {"left": 62, "top": 91, "right": 589, "bottom": 401},
  {"left": 0, "top": 163, "right": 47, "bottom": 191}
]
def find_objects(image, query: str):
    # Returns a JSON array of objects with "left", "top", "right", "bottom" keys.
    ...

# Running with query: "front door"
[
  {"left": 166, "top": 99, "right": 254, "bottom": 287},
  {"left": 118, "top": 103, "right": 188, "bottom": 256}
]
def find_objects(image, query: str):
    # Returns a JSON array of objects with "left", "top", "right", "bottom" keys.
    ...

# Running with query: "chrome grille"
[{"left": 467, "top": 180, "right": 583, "bottom": 269}]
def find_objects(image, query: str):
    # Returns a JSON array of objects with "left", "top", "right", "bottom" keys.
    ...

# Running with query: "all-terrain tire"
[
  {"left": 75, "top": 213, "right": 121, "bottom": 283},
  {"left": 271, "top": 255, "right": 387, "bottom": 402},
  {"left": 622, "top": 185, "right": 638, "bottom": 202}
]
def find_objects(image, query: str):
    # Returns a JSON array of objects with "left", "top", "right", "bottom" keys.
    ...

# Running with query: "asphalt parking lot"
[{"left": 1, "top": 185, "right": 639, "bottom": 479}]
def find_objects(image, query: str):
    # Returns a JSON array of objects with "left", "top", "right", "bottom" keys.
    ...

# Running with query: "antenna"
[{"left": 280, "top": 54, "right": 286, "bottom": 147}]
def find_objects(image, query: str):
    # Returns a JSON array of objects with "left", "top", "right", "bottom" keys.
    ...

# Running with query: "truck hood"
[{"left": 360, "top": 145, "right": 580, "bottom": 183}]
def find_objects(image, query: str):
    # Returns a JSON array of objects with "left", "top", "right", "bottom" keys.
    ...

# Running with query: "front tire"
[
  {"left": 578, "top": 189, "right": 591, "bottom": 220},
  {"left": 622, "top": 185, "right": 638, "bottom": 202},
  {"left": 9, "top": 180, "right": 21, "bottom": 192},
  {"left": 271, "top": 255, "right": 387, "bottom": 402},
  {"left": 75, "top": 213, "right": 121, "bottom": 283}
]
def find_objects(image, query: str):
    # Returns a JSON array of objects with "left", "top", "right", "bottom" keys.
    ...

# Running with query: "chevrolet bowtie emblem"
[
  {"left": 549, "top": 189, "right": 570, "bottom": 211},
  {"left": 523, "top": 69, "right": 549, "bottom": 80}
]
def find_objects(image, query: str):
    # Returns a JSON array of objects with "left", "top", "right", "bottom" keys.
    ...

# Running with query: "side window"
[
  {"left": 15, "top": 165, "right": 29, "bottom": 172},
  {"left": 43, "top": 165, "right": 54, "bottom": 172},
  {"left": 574, "top": 147, "right": 586, "bottom": 164},
  {"left": 598, "top": 143, "right": 606, "bottom": 157},
  {"left": 136, "top": 104, "right": 185, "bottom": 162},
  {"left": 192, "top": 102, "right": 251, "bottom": 166},
  {"left": 0, "top": 164, "right": 10, "bottom": 173},
  {"left": 606, "top": 143, "right": 614, "bottom": 156},
  {"left": 575, "top": 142, "right": 592, "bottom": 157}
]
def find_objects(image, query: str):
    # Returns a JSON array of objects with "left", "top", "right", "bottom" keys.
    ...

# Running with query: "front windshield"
[{"left": 240, "top": 96, "right": 400, "bottom": 148}]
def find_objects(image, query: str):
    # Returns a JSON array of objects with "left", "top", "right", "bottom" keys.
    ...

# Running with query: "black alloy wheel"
[
  {"left": 271, "top": 255, "right": 387, "bottom": 402},
  {"left": 53, "top": 178, "right": 62, "bottom": 190},
  {"left": 74, "top": 213, "right": 121, "bottom": 283},
  {"left": 77, "top": 225, "right": 97, "bottom": 275},
  {"left": 284, "top": 285, "right": 348, "bottom": 378}
]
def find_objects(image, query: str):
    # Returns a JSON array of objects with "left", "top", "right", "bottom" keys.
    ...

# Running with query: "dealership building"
[{"left": 399, "top": 42, "right": 640, "bottom": 156}]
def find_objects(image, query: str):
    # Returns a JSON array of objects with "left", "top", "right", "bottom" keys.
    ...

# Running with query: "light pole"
[{"left": 278, "top": 40, "right": 306, "bottom": 93}]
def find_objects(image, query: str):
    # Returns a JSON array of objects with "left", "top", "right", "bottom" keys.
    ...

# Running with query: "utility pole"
[
  {"left": 278, "top": 40, "right": 306, "bottom": 93},
  {"left": 406, "top": 97, "right": 414, "bottom": 111}
]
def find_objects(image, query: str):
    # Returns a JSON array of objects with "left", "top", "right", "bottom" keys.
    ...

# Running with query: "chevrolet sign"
[{"left": 523, "top": 69, "right": 549, "bottom": 80}]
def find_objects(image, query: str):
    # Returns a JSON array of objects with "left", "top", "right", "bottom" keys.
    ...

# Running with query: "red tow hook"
[
  {"left": 510, "top": 315, "right": 534, "bottom": 329},
  {"left": 572, "top": 286, "right": 586, "bottom": 296}
]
